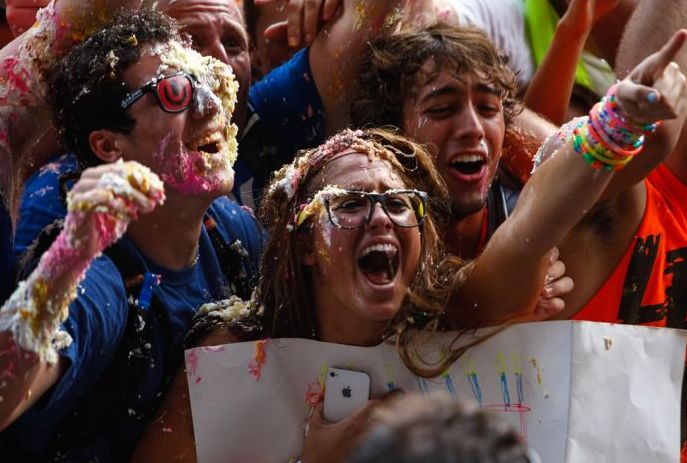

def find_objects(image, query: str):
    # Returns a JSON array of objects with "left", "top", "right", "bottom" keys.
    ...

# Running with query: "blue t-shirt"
[
  {"left": 232, "top": 47, "right": 326, "bottom": 208},
  {"left": 14, "top": 154, "right": 79, "bottom": 256},
  {"left": 7, "top": 155, "right": 265, "bottom": 462},
  {"left": 0, "top": 197, "right": 14, "bottom": 302}
]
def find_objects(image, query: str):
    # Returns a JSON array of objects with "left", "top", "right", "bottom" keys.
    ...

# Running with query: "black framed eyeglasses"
[
  {"left": 320, "top": 189, "right": 428, "bottom": 229},
  {"left": 119, "top": 71, "right": 198, "bottom": 113}
]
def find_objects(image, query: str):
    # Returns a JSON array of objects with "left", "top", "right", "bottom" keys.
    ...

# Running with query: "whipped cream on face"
[
  {"left": 294, "top": 185, "right": 349, "bottom": 249},
  {"left": 295, "top": 185, "right": 349, "bottom": 227},
  {"left": 157, "top": 40, "right": 239, "bottom": 164},
  {"left": 147, "top": 40, "right": 239, "bottom": 195}
]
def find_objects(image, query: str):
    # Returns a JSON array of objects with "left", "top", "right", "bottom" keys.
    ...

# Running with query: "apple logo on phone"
[{"left": 325, "top": 368, "right": 370, "bottom": 422}]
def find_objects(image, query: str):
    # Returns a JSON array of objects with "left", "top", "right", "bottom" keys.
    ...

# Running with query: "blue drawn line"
[
  {"left": 515, "top": 372, "right": 524, "bottom": 405},
  {"left": 499, "top": 371, "right": 511, "bottom": 407},
  {"left": 443, "top": 373, "right": 457, "bottom": 401},
  {"left": 385, "top": 364, "right": 396, "bottom": 392},
  {"left": 467, "top": 372, "right": 483, "bottom": 406},
  {"left": 416, "top": 376, "right": 430, "bottom": 396}
]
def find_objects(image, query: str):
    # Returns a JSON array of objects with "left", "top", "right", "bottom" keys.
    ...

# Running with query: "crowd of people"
[{"left": 0, "top": 0, "right": 685, "bottom": 462}]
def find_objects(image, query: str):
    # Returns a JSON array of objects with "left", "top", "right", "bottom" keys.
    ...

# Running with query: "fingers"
[
  {"left": 534, "top": 297, "right": 566, "bottom": 319},
  {"left": 650, "top": 30, "right": 687, "bottom": 79},
  {"left": 70, "top": 176, "right": 156, "bottom": 216},
  {"left": 306, "top": 399, "right": 325, "bottom": 426},
  {"left": 302, "top": 397, "right": 379, "bottom": 463},
  {"left": 617, "top": 64, "right": 685, "bottom": 123},
  {"left": 263, "top": 21, "right": 289, "bottom": 42},
  {"left": 68, "top": 161, "right": 163, "bottom": 220},
  {"left": 322, "top": 0, "right": 340, "bottom": 21},
  {"left": 544, "top": 259, "right": 566, "bottom": 284},
  {"left": 628, "top": 29, "right": 687, "bottom": 85},
  {"left": 653, "top": 61, "right": 687, "bottom": 118},
  {"left": 302, "top": 0, "right": 323, "bottom": 45},
  {"left": 547, "top": 246, "right": 560, "bottom": 265},
  {"left": 380, "top": 388, "right": 405, "bottom": 402},
  {"left": 262, "top": 0, "right": 333, "bottom": 48},
  {"left": 286, "top": 0, "right": 304, "bottom": 48},
  {"left": 542, "top": 276, "right": 574, "bottom": 299},
  {"left": 345, "top": 398, "right": 382, "bottom": 431}
]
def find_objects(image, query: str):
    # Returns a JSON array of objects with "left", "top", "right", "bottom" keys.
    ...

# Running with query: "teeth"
[
  {"left": 361, "top": 243, "right": 398, "bottom": 257},
  {"left": 190, "top": 132, "right": 222, "bottom": 151},
  {"left": 452, "top": 154, "right": 483, "bottom": 164}
]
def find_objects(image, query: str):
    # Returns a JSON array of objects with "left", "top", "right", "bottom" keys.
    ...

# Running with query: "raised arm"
[
  {"left": 0, "top": 161, "right": 164, "bottom": 430},
  {"left": 524, "top": 0, "right": 620, "bottom": 125},
  {"left": 451, "top": 30, "right": 687, "bottom": 327},
  {"left": 307, "top": 0, "right": 454, "bottom": 135}
]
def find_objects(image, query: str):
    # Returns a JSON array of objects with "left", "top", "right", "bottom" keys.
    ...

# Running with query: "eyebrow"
[
  {"left": 419, "top": 82, "right": 500, "bottom": 104},
  {"left": 476, "top": 83, "right": 501, "bottom": 97},
  {"left": 181, "top": 16, "right": 248, "bottom": 41},
  {"left": 419, "top": 86, "right": 459, "bottom": 104}
]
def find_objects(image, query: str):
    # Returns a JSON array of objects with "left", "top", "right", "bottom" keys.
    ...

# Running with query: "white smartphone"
[{"left": 323, "top": 367, "right": 371, "bottom": 422}]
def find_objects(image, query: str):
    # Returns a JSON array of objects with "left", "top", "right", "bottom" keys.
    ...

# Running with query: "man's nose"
[
  {"left": 191, "top": 84, "right": 221, "bottom": 119},
  {"left": 453, "top": 104, "right": 486, "bottom": 142}
]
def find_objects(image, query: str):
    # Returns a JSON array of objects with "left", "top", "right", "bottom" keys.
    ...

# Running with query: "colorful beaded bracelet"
[{"left": 573, "top": 84, "right": 661, "bottom": 171}]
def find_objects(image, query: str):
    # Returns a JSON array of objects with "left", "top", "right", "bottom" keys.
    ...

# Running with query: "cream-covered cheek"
[{"left": 148, "top": 41, "right": 240, "bottom": 194}]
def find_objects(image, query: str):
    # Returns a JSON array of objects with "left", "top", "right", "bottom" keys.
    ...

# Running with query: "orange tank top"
[{"left": 572, "top": 164, "right": 687, "bottom": 327}]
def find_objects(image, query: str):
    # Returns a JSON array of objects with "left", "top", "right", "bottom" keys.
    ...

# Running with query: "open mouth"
[
  {"left": 198, "top": 141, "right": 220, "bottom": 154},
  {"left": 450, "top": 154, "right": 485, "bottom": 176},
  {"left": 187, "top": 131, "right": 223, "bottom": 154},
  {"left": 357, "top": 243, "right": 400, "bottom": 285}
]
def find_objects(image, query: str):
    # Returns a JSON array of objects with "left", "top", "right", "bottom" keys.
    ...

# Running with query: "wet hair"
[
  {"left": 256, "top": 127, "right": 467, "bottom": 375},
  {"left": 350, "top": 24, "right": 520, "bottom": 130},
  {"left": 348, "top": 393, "right": 532, "bottom": 463},
  {"left": 49, "top": 9, "right": 179, "bottom": 168}
]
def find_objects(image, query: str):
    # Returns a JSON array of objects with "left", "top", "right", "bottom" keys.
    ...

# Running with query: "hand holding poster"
[{"left": 186, "top": 321, "right": 686, "bottom": 463}]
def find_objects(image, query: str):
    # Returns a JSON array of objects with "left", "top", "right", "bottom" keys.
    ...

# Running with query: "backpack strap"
[
  {"left": 45, "top": 239, "right": 176, "bottom": 460},
  {"left": 485, "top": 178, "right": 510, "bottom": 241}
]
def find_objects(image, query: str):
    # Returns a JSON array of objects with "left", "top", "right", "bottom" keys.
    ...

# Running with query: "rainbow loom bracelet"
[{"left": 574, "top": 84, "right": 660, "bottom": 171}]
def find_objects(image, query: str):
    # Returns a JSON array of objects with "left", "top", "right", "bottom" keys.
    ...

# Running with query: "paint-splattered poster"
[{"left": 186, "top": 321, "right": 686, "bottom": 463}]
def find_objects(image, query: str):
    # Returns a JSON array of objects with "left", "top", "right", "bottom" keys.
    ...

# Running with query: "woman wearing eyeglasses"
[{"left": 133, "top": 25, "right": 687, "bottom": 453}]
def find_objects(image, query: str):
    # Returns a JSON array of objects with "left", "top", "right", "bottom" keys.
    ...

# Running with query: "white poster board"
[{"left": 185, "top": 321, "right": 686, "bottom": 463}]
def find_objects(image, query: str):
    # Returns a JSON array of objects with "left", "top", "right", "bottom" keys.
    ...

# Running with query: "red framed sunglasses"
[{"left": 119, "top": 71, "right": 199, "bottom": 113}]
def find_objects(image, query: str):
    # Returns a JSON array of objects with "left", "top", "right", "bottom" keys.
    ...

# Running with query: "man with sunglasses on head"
[{"left": 0, "top": 10, "right": 265, "bottom": 462}]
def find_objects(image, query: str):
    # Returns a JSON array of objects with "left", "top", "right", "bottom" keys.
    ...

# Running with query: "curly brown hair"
[
  {"left": 255, "top": 127, "right": 475, "bottom": 376},
  {"left": 49, "top": 10, "right": 179, "bottom": 169},
  {"left": 350, "top": 24, "right": 520, "bottom": 131}
]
